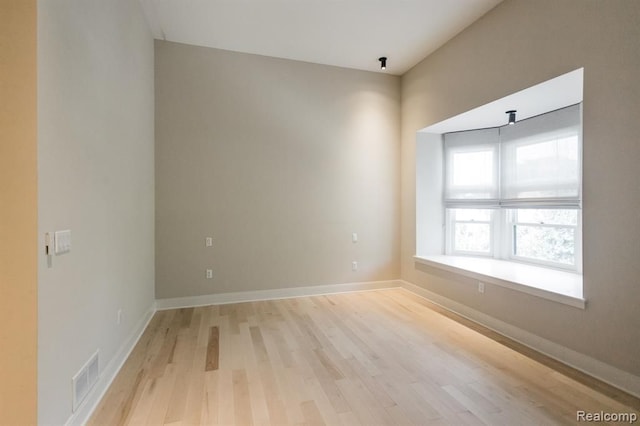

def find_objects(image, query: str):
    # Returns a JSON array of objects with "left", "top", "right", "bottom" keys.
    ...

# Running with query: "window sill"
[{"left": 413, "top": 255, "right": 585, "bottom": 309}]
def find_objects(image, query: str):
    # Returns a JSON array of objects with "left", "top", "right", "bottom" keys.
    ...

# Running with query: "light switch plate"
[{"left": 54, "top": 230, "right": 71, "bottom": 254}]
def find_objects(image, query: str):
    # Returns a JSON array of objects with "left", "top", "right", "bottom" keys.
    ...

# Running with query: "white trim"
[
  {"left": 414, "top": 254, "right": 585, "bottom": 309},
  {"left": 156, "top": 280, "right": 400, "bottom": 310},
  {"left": 64, "top": 301, "right": 157, "bottom": 426},
  {"left": 399, "top": 280, "right": 640, "bottom": 399}
]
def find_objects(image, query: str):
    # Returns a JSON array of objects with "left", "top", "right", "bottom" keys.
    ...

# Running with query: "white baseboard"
[
  {"left": 156, "top": 280, "right": 400, "bottom": 310},
  {"left": 65, "top": 301, "right": 157, "bottom": 426},
  {"left": 399, "top": 280, "right": 640, "bottom": 399}
]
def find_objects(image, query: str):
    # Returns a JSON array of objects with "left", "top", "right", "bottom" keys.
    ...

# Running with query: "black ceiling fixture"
[
  {"left": 506, "top": 109, "right": 517, "bottom": 125},
  {"left": 378, "top": 57, "right": 387, "bottom": 70}
]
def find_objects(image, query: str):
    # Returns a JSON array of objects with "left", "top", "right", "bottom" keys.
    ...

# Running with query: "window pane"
[
  {"left": 444, "top": 128, "right": 499, "bottom": 201},
  {"left": 516, "top": 136, "right": 578, "bottom": 182},
  {"left": 500, "top": 104, "right": 581, "bottom": 201},
  {"left": 452, "top": 150, "right": 494, "bottom": 187},
  {"left": 514, "top": 225, "right": 575, "bottom": 265},
  {"left": 516, "top": 209, "right": 578, "bottom": 226},
  {"left": 508, "top": 135, "right": 579, "bottom": 198},
  {"left": 455, "top": 223, "right": 491, "bottom": 253}
]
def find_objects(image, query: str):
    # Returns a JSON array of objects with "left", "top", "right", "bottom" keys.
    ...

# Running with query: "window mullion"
[{"left": 496, "top": 208, "right": 508, "bottom": 261}]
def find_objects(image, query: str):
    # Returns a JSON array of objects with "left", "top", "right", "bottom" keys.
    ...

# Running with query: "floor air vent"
[{"left": 72, "top": 350, "right": 99, "bottom": 412}]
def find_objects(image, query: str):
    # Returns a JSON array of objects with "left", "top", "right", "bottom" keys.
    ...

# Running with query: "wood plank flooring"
[{"left": 88, "top": 289, "right": 640, "bottom": 425}]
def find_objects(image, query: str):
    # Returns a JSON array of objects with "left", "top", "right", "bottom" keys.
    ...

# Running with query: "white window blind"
[
  {"left": 500, "top": 104, "right": 581, "bottom": 208},
  {"left": 444, "top": 128, "right": 499, "bottom": 207},
  {"left": 444, "top": 104, "right": 581, "bottom": 209}
]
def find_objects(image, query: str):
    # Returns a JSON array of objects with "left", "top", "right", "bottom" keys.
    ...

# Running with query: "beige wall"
[
  {"left": 401, "top": 0, "right": 640, "bottom": 375},
  {"left": 37, "top": 0, "right": 155, "bottom": 423},
  {"left": 0, "top": 1, "right": 38, "bottom": 423},
  {"left": 155, "top": 41, "right": 400, "bottom": 299}
]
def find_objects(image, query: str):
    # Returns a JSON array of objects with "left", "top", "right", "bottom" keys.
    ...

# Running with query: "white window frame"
[
  {"left": 506, "top": 209, "right": 582, "bottom": 273},
  {"left": 445, "top": 208, "right": 497, "bottom": 257},
  {"left": 445, "top": 205, "right": 582, "bottom": 274}
]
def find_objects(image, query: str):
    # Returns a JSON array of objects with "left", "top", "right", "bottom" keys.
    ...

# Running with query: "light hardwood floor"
[{"left": 89, "top": 289, "right": 640, "bottom": 425}]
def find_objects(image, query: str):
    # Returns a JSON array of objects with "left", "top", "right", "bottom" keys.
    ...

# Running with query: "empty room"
[{"left": 2, "top": 0, "right": 640, "bottom": 424}]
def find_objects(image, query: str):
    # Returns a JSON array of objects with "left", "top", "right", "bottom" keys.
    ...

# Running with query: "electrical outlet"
[
  {"left": 478, "top": 282, "right": 485, "bottom": 293},
  {"left": 205, "top": 237, "right": 213, "bottom": 247},
  {"left": 206, "top": 269, "right": 213, "bottom": 279},
  {"left": 352, "top": 261, "right": 358, "bottom": 271}
]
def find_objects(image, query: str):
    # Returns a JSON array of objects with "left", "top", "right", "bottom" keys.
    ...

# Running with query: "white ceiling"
[{"left": 139, "top": 0, "right": 503, "bottom": 75}]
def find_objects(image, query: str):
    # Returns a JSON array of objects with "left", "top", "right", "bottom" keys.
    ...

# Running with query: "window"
[
  {"left": 444, "top": 104, "right": 582, "bottom": 272},
  {"left": 509, "top": 209, "right": 579, "bottom": 267},
  {"left": 447, "top": 208, "right": 494, "bottom": 255}
]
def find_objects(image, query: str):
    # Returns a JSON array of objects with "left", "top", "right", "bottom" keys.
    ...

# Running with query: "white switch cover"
[
  {"left": 205, "top": 237, "right": 213, "bottom": 247},
  {"left": 352, "top": 233, "right": 358, "bottom": 243},
  {"left": 54, "top": 230, "right": 71, "bottom": 254},
  {"left": 206, "top": 269, "right": 213, "bottom": 279}
]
